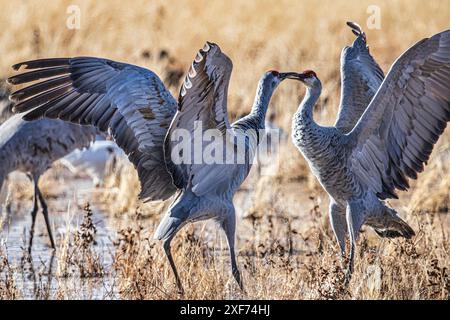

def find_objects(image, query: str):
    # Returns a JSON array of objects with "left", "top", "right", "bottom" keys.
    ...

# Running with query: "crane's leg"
[
  {"left": 221, "top": 213, "right": 244, "bottom": 291},
  {"left": 0, "top": 174, "right": 6, "bottom": 216},
  {"left": 35, "top": 179, "right": 56, "bottom": 250},
  {"left": 0, "top": 174, "right": 4, "bottom": 204},
  {"left": 344, "top": 200, "right": 365, "bottom": 286},
  {"left": 28, "top": 178, "right": 40, "bottom": 253},
  {"left": 163, "top": 234, "right": 184, "bottom": 295},
  {"left": 329, "top": 200, "right": 347, "bottom": 260}
]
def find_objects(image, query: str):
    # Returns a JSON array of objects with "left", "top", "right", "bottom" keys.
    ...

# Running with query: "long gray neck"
[
  {"left": 247, "top": 80, "right": 276, "bottom": 129},
  {"left": 294, "top": 84, "right": 321, "bottom": 129},
  {"left": 292, "top": 83, "right": 324, "bottom": 154}
]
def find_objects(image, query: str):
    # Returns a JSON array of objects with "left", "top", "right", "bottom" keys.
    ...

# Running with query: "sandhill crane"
[
  {"left": 7, "top": 42, "right": 299, "bottom": 293},
  {"left": 290, "top": 22, "right": 450, "bottom": 283},
  {"left": 0, "top": 114, "right": 97, "bottom": 250}
]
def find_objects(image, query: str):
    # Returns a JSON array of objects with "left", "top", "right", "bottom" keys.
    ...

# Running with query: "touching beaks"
[{"left": 278, "top": 72, "right": 306, "bottom": 81}]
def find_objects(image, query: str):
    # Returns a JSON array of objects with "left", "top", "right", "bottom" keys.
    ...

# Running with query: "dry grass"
[{"left": 0, "top": 0, "right": 449, "bottom": 300}]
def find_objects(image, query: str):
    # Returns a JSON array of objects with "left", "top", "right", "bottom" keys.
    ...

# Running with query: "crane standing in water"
[
  {"left": 0, "top": 114, "right": 97, "bottom": 251},
  {"left": 8, "top": 42, "right": 300, "bottom": 293}
]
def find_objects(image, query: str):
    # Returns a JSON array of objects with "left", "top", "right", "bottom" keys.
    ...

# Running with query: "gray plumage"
[
  {"left": 291, "top": 22, "right": 450, "bottom": 283},
  {"left": 7, "top": 42, "right": 295, "bottom": 293},
  {"left": 335, "top": 22, "right": 385, "bottom": 133},
  {"left": 0, "top": 81, "right": 14, "bottom": 124},
  {"left": 0, "top": 114, "right": 97, "bottom": 250}
]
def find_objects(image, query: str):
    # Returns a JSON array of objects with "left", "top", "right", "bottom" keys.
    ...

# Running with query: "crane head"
[
  {"left": 301, "top": 70, "right": 317, "bottom": 78},
  {"left": 260, "top": 70, "right": 305, "bottom": 92}
]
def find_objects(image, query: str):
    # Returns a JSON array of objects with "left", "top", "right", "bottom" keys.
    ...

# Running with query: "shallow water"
[{"left": 1, "top": 172, "right": 118, "bottom": 299}]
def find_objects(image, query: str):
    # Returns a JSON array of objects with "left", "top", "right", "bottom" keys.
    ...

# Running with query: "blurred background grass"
[{"left": 1, "top": 0, "right": 449, "bottom": 128}]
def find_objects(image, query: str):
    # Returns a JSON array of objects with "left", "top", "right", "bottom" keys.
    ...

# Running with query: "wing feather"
[
  {"left": 8, "top": 57, "right": 178, "bottom": 201},
  {"left": 164, "top": 42, "right": 233, "bottom": 193},
  {"left": 335, "top": 22, "right": 385, "bottom": 133},
  {"left": 347, "top": 29, "right": 450, "bottom": 199}
]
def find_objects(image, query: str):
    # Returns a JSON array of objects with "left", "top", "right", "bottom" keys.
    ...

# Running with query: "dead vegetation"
[
  {"left": 0, "top": 167, "right": 449, "bottom": 299},
  {"left": 57, "top": 203, "right": 104, "bottom": 278}
]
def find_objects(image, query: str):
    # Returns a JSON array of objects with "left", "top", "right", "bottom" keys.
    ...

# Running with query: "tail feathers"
[
  {"left": 154, "top": 216, "right": 183, "bottom": 241},
  {"left": 154, "top": 191, "right": 197, "bottom": 241},
  {"left": 372, "top": 208, "right": 415, "bottom": 239}
]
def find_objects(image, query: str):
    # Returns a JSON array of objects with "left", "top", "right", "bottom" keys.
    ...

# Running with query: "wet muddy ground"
[
  {"left": 1, "top": 162, "right": 448, "bottom": 300},
  {"left": 0, "top": 165, "right": 265, "bottom": 299},
  {"left": 1, "top": 172, "right": 119, "bottom": 299}
]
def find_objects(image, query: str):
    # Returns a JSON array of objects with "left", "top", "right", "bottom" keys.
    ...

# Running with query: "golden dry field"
[{"left": 0, "top": 0, "right": 449, "bottom": 300}]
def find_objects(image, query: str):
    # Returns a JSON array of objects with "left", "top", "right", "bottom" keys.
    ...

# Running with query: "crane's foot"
[
  {"left": 48, "top": 236, "right": 56, "bottom": 251},
  {"left": 176, "top": 281, "right": 185, "bottom": 296},
  {"left": 233, "top": 269, "right": 245, "bottom": 293}
]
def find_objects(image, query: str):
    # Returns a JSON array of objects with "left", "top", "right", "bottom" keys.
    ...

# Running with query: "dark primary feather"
[
  {"left": 8, "top": 57, "right": 178, "bottom": 201},
  {"left": 348, "top": 29, "right": 450, "bottom": 199}
]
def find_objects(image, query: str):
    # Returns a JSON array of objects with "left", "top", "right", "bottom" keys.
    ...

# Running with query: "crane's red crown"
[{"left": 302, "top": 70, "right": 317, "bottom": 78}]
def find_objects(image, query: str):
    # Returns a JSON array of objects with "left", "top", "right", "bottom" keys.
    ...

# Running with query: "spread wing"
[
  {"left": 8, "top": 57, "right": 178, "bottom": 201},
  {"left": 335, "top": 22, "right": 385, "bottom": 133},
  {"left": 347, "top": 29, "right": 450, "bottom": 199},
  {"left": 164, "top": 42, "right": 234, "bottom": 195}
]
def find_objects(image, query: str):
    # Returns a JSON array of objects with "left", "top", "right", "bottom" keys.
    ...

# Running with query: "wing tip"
[
  {"left": 6, "top": 76, "right": 18, "bottom": 85},
  {"left": 10, "top": 58, "right": 71, "bottom": 74},
  {"left": 346, "top": 21, "right": 366, "bottom": 41},
  {"left": 202, "top": 41, "right": 212, "bottom": 52},
  {"left": 12, "top": 104, "right": 30, "bottom": 115},
  {"left": 9, "top": 88, "right": 24, "bottom": 102},
  {"left": 203, "top": 41, "right": 220, "bottom": 52},
  {"left": 12, "top": 62, "right": 26, "bottom": 71},
  {"left": 180, "top": 41, "right": 231, "bottom": 99},
  {"left": 180, "top": 41, "right": 217, "bottom": 97}
]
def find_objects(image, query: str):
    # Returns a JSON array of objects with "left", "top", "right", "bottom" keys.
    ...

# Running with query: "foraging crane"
[
  {"left": 290, "top": 22, "right": 450, "bottom": 283},
  {"left": 0, "top": 114, "right": 97, "bottom": 250},
  {"left": 8, "top": 42, "right": 299, "bottom": 293}
]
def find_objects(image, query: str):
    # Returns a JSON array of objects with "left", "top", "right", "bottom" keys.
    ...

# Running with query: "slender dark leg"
[
  {"left": 28, "top": 180, "right": 40, "bottom": 254},
  {"left": 329, "top": 201, "right": 348, "bottom": 267},
  {"left": 344, "top": 201, "right": 364, "bottom": 286},
  {"left": 36, "top": 181, "right": 56, "bottom": 250},
  {"left": 163, "top": 235, "right": 184, "bottom": 295},
  {"left": 222, "top": 213, "right": 244, "bottom": 291},
  {"left": 0, "top": 174, "right": 5, "bottom": 212},
  {"left": 344, "top": 236, "right": 355, "bottom": 286}
]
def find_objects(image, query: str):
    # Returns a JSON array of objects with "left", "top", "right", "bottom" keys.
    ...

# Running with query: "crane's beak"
[{"left": 279, "top": 72, "right": 305, "bottom": 81}]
